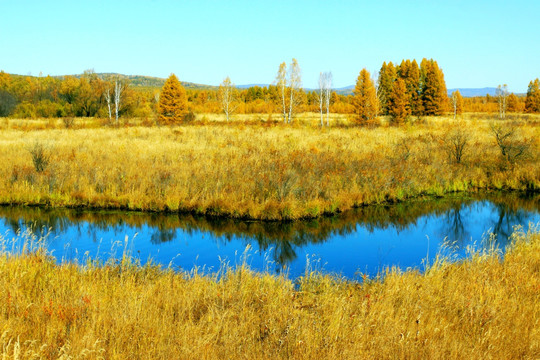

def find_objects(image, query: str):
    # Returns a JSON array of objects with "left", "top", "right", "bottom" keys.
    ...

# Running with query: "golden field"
[
  {"left": 0, "top": 113, "right": 538, "bottom": 220},
  {"left": 0, "top": 113, "right": 539, "bottom": 359},
  {"left": 0, "top": 226, "right": 539, "bottom": 359}
]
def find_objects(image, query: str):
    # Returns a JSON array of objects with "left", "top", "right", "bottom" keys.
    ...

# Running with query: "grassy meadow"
[
  {"left": 0, "top": 113, "right": 538, "bottom": 220},
  {"left": 0, "top": 226, "right": 539, "bottom": 359},
  {"left": 0, "top": 113, "right": 539, "bottom": 359}
]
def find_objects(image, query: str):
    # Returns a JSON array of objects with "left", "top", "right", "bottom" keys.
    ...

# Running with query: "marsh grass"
[
  {"left": 0, "top": 114, "right": 538, "bottom": 220},
  {"left": 0, "top": 226, "right": 539, "bottom": 359}
]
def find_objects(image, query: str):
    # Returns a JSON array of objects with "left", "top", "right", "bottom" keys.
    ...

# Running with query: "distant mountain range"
[
  {"left": 234, "top": 85, "right": 515, "bottom": 97},
  {"left": 236, "top": 84, "right": 269, "bottom": 89},
  {"left": 447, "top": 88, "right": 498, "bottom": 97}
]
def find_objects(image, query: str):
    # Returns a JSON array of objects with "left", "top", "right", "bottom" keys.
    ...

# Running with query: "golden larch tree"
[
  {"left": 388, "top": 78, "right": 410, "bottom": 125},
  {"left": 398, "top": 59, "right": 422, "bottom": 116},
  {"left": 525, "top": 78, "right": 540, "bottom": 113},
  {"left": 420, "top": 59, "right": 448, "bottom": 116},
  {"left": 377, "top": 62, "right": 397, "bottom": 115},
  {"left": 352, "top": 68, "right": 379, "bottom": 126},
  {"left": 507, "top": 93, "right": 522, "bottom": 112},
  {"left": 158, "top": 74, "right": 187, "bottom": 124}
]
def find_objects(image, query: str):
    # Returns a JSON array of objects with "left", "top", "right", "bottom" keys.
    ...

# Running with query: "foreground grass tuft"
[{"left": 0, "top": 227, "right": 539, "bottom": 359}]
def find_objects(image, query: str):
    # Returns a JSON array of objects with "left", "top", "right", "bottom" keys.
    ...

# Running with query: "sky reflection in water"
[{"left": 1, "top": 193, "right": 539, "bottom": 279}]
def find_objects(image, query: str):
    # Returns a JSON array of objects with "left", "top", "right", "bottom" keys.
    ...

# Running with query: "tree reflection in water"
[
  {"left": 0, "top": 192, "right": 538, "bottom": 268},
  {"left": 438, "top": 194, "right": 538, "bottom": 250}
]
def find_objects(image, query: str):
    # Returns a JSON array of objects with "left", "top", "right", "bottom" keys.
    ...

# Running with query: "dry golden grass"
[
  {"left": 0, "top": 114, "right": 538, "bottom": 220},
  {"left": 0, "top": 226, "right": 539, "bottom": 359}
]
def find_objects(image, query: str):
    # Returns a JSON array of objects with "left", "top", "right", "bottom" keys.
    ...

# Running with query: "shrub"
[
  {"left": 13, "top": 101, "right": 37, "bottom": 119},
  {"left": 490, "top": 123, "right": 530, "bottom": 164},
  {"left": 37, "top": 100, "right": 65, "bottom": 118},
  {"left": 441, "top": 123, "right": 469, "bottom": 164},
  {"left": 183, "top": 110, "right": 196, "bottom": 122},
  {"left": 28, "top": 142, "right": 50, "bottom": 172},
  {"left": 63, "top": 117, "right": 75, "bottom": 129}
]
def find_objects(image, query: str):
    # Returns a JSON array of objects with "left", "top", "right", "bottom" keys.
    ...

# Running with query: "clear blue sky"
[{"left": 1, "top": 0, "right": 538, "bottom": 92}]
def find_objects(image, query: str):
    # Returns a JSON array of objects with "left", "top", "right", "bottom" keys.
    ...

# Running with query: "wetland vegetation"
[
  {"left": 0, "top": 112, "right": 539, "bottom": 358},
  {"left": 1, "top": 58, "right": 540, "bottom": 360},
  {"left": 1, "top": 225, "right": 539, "bottom": 359},
  {"left": 0, "top": 115, "right": 538, "bottom": 220}
]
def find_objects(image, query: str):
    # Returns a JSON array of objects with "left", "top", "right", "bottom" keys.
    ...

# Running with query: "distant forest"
[{"left": 0, "top": 59, "right": 538, "bottom": 119}]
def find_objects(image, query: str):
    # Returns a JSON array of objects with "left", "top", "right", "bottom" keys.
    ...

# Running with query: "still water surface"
[{"left": 1, "top": 193, "right": 539, "bottom": 279}]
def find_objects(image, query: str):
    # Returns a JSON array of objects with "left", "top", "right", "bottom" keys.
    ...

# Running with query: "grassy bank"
[
  {"left": 1, "top": 227, "right": 539, "bottom": 359},
  {"left": 0, "top": 115, "right": 538, "bottom": 220}
]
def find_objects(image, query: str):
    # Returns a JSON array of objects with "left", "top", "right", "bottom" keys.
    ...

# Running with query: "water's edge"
[{"left": 1, "top": 191, "right": 539, "bottom": 279}]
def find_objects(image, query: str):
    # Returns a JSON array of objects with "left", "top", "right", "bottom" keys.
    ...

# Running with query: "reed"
[
  {"left": 0, "top": 226, "right": 539, "bottom": 359},
  {"left": 0, "top": 114, "right": 538, "bottom": 220}
]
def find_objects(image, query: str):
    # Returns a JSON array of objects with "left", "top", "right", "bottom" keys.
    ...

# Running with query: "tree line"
[
  {"left": 159, "top": 58, "right": 452, "bottom": 125},
  {"left": 0, "top": 63, "right": 539, "bottom": 122},
  {"left": 0, "top": 70, "right": 155, "bottom": 120},
  {"left": 0, "top": 70, "right": 354, "bottom": 119}
]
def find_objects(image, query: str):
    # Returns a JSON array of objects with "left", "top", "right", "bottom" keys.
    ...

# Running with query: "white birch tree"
[
  {"left": 287, "top": 58, "right": 302, "bottom": 123},
  {"left": 114, "top": 79, "right": 125, "bottom": 125},
  {"left": 104, "top": 77, "right": 127, "bottom": 125},
  {"left": 497, "top": 84, "right": 508, "bottom": 120},
  {"left": 275, "top": 62, "right": 288, "bottom": 123},
  {"left": 318, "top": 71, "right": 332, "bottom": 127},
  {"left": 218, "top": 76, "right": 238, "bottom": 121},
  {"left": 324, "top": 72, "right": 332, "bottom": 126},
  {"left": 318, "top": 72, "right": 325, "bottom": 127}
]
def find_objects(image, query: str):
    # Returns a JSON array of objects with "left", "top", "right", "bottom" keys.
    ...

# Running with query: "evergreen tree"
[
  {"left": 158, "top": 74, "right": 187, "bottom": 124},
  {"left": 525, "top": 78, "right": 540, "bottom": 113},
  {"left": 435, "top": 61, "right": 449, "bottom": 113},
  {"left": 377, "top": 62, "right": 396, "bottom": 115},
  {"left": 388, "top": 78, "right": 410, "bottom": 125},
  {"left": 352, "top": 68, "right": 379, "bottom": 126},
  {"left": 420, "top": 59, "right": 448, "bottom": 116},
  {"left": 397, "top": 60, "right": 410, "bottom": 85},
  {"left": 398, "top": 59, "right": 423, "bottom": 116}
]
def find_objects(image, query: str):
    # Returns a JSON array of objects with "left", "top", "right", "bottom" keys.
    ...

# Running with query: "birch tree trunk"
[
  {"left": 114, "top": 80, "right": 121, "bottom": 125},
  {"left": 318, "top": 71, "right": 332, "bottom": 127},
  {"left": 104, "top": 87, "right": 112, "bottom": 122},
  {"left": 319, "top": 72, "right": 324, "bottom": 127},
  {"left": 497, "top": 84, "right": 508, "bottom": 120}
]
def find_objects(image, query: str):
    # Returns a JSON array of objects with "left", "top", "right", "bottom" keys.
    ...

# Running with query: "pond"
[{"left": 1, "top": 192, "right": 539, "bottom": 280}]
